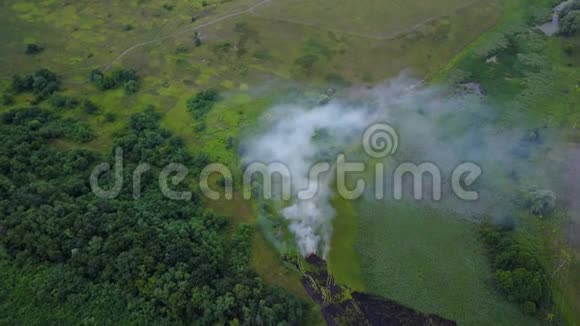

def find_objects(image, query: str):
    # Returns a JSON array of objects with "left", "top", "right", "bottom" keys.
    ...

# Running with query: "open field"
[
  {"left": 354, "top": 201, "right": 536, "bottom": 325},
  {"left": 253, "top": 0, "right": 478, "bottom": 38}
]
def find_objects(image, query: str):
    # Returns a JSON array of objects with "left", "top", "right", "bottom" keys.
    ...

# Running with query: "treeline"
[
  {"left": 479, "top": 223, "right": 551, "bottom": 315},
  {"left": 0, "top": 103, "right": 307, "bottom": 323}
]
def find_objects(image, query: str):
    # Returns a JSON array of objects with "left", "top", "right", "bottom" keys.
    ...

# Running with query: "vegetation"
[
  {"left": 0, "top": 103, "right": 308, "bottom": 324},
  {"left": 559, "top": 10, "right": 580, "bottom": 36},
  {"left": 353, "top": 202, "right": 534, "bottom": 325},
  {"left": 25, "top": 43, "right": 44, "bottom": 55},
  {"left": 479, "top": 224, "right": 550, "bottom": 315},
  {"left": 187, "top": 89, "right": 220, "bottom": 119},
  {"left": 11, "top": 69, "right": 61, "bottom": 102},
  {"left": 89, "top": 68, "right": 139, "bottom": 95},
  {"left": 50, "top": 94, "right": 80, "bottom": 109}
]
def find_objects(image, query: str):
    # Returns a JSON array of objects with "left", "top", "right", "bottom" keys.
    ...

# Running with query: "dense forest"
[{"left": 0, "top": 77, "right": 308, "bottom": 324}]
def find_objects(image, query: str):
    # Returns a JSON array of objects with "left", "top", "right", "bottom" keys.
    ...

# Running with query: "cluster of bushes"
[
  {"left": 1, "top": 107, "right": 94, "bottom": 143},
  {"left": 11, "top": 68, "right": 61, "bottom": 102},
  {"left": 186, "top": 89, "right": 220, "bottom": 119},
  {"left": 89, "top": 68, "right": 139, "bottom": 94},
  {"left": 50, "top": 94, "right": 80, "bottom": 109},
  {"left": 0, "top": 106, "right": 307, "bottom": 323},
  {"left": 559, "top": 1, "right": 580, "bottom": 36},
  {"left": 49, "top": 94, "right": 100, "bottom": 115},
  {"left": 479, "top": 223, "right": 551, "bottom": 315}
]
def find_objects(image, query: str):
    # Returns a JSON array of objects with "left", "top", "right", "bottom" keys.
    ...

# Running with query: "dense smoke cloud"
[
  {"left": 242, "top": 74, "right": 565, "bottom": 257},
  {"left": 242, "top": 103, "right": 376, "bottom": 257}
]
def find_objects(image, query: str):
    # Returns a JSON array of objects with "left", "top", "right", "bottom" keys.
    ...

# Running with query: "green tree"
[{"left": 559, "top": 10, "right": 580, "bottom": 36}]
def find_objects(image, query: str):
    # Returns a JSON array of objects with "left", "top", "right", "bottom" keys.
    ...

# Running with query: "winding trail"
[
  {"left": 100, "top": 0, "right": 482, "bottom": 70},
  {"left": 1, "top": 0, "right": 483, "bottom": 81},
  {"left": 248, "top": 0, "right": 482, "bottom": 41},
  {"left": 103, "top": 0, "right": 272, "bottom": 71}
]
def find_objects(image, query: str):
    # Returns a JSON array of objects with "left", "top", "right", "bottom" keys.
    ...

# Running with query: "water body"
[{"left": 538, "top": 0, "right": 573, "bottom": 36}]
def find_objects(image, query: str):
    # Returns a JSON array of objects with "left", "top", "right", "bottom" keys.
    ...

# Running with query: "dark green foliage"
[
  {"left": 560, "top": 0, "right": 580, "bottom": 18},
  {"left": 104, "top": 112, "right": 116, "bottom": 123},
  {"left": 25, "top": 43, "right": 44, "bottom": 55},
  {"left": 1, "top": 107, "right": 93, "bottom": 143},
  {"left": 2, "top": 92, "right": 14, "bottom": 106},
  {"left": 187, "top": 89, "right": 220, "bottom": 119},
  {"left": 124, "top": 79, "right": 138, "bottom": 95},
  {"left": 214, "top": 42, "right": 232, "bottom": 53},
  {"left": 11, "top": 69, "right": 61, "bottom": 101},
  {"left": 225, "top": 136, "right": 235, "bottom": 149},
  {"left": 83, "top": 99, "right": 99, "bottom": 114},
  {"left": 0, "top": 106, "right": 307, "bottom": 324},
  {"left": 194, "top": 31, "right": 202, "bottom": 47},
  {"left": 479, "top": 224, "right": 550, "bottom": 315},
  {"left": 50, "top": 94, "right": 80, "bottom": 109},
  {"left": 194, "top": 121, "right": 207, "bottom": 132},
  {"left": 559, "top": 10, "right": 580, "bottom": 36},
  {"left": 0, "top": 261, "right": 172, "bottom": 325},
  {"left": 89, "top": 68, "right": 139, "bottom": 93}
]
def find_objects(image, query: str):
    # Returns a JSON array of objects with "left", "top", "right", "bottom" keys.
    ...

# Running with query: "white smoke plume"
[
  {"left": 242, "top": 103, "right": 377, "bottom": 257},
  {"left": 242, "top": 74, "right": 566, "bottom": 258}
]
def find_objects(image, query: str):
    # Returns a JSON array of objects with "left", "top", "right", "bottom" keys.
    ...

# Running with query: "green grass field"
[
  {"left": 254, "top": 0, "right": 477, "bottom": 37},
  {"left": 354, "top": 201, "right": 537, "bottom": 325}
]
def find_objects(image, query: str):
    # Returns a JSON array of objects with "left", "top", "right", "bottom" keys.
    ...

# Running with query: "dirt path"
[{"left": 103, "top": 0, "right": 272, "bottom": 71}]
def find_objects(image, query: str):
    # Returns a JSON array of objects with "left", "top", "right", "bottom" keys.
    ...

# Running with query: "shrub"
[
  {"left": 187, "top": 89, "right": 219, "bottom": 119},
  {"left": 104, "top": 112, "right": 116, "bottom": 122},
  {"left": 2, "top": 93, "right": 15, "bottom": 106},
  {"left": 83, "top": 100, "right": 99, "bottom": 114},
  {"left": 50, "top": 95, "right": 80, "bottom": 109},
  {"left": 25, "top": 43, "right": 44, "bottom": 55},
  {"left": 559, "top": 10, "right": 580, "bottom": 36},
  {"left": 124, "top": 80, "right": 138, "bottom": 95}
]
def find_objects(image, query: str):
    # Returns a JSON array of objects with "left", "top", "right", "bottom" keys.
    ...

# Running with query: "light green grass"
[{"left": 327, "top": 196, "right": 366, "bottom": 291}]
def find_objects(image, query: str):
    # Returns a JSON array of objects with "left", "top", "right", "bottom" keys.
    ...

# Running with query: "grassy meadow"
[{"left": 354, "top": 201, "right": 537, "bottom": 325}]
